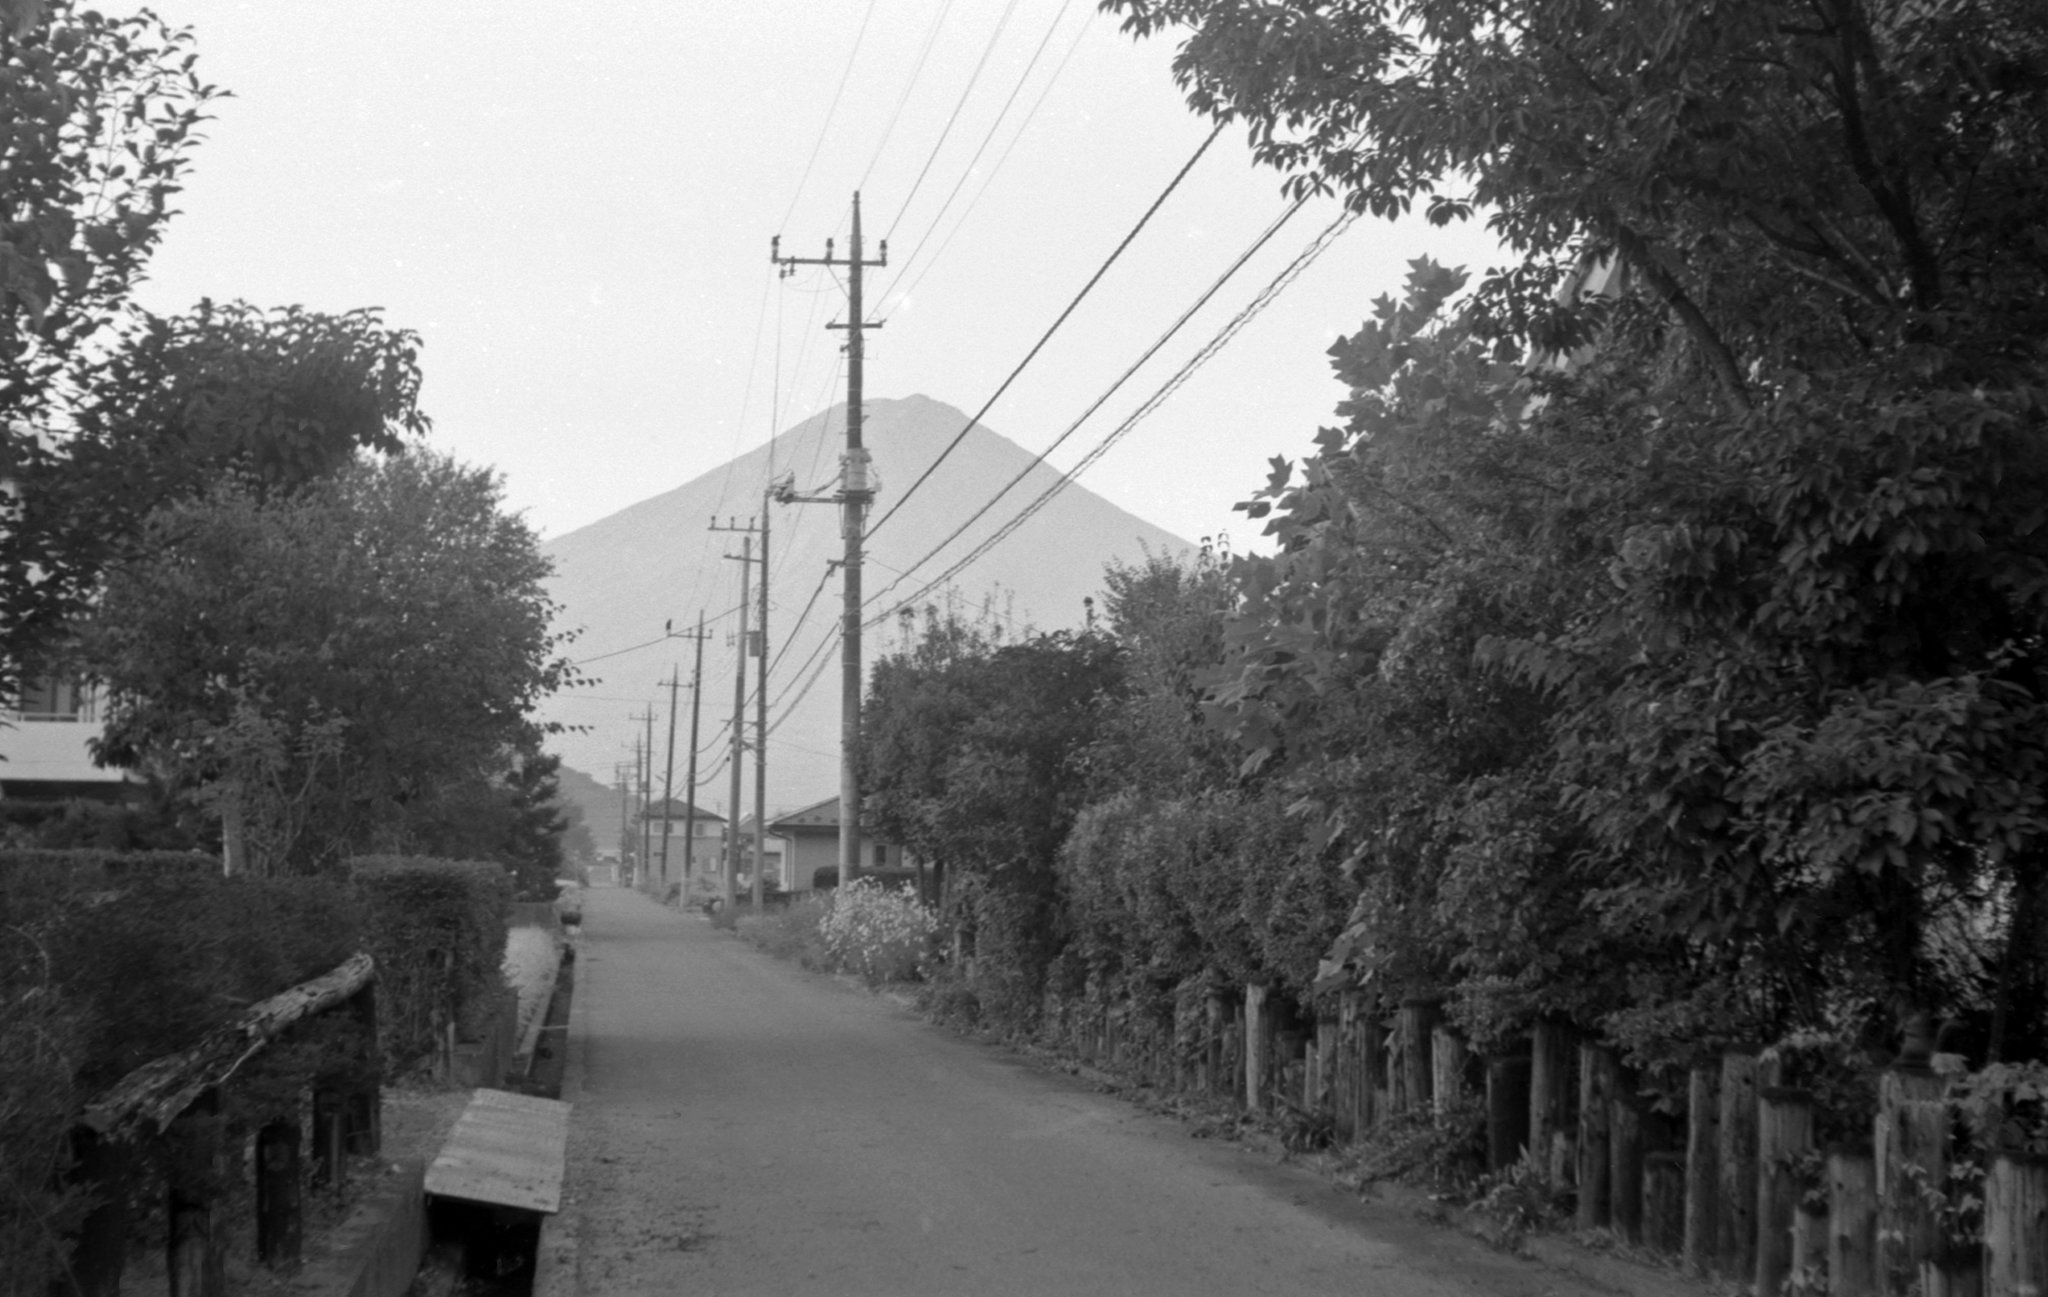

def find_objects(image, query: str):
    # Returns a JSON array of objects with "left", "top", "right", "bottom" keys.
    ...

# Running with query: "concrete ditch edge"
[{"left": 288, "top": 1158, "right": 427, "bottom": 1297}]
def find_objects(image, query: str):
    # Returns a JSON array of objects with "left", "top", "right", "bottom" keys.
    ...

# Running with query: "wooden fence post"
[
  {"left": 1610, "top": 1090, "right": 1645, "bottom": 1243},
  {"left": 1486, "top": 1051, "right": 1532, "bottom": 1171},
  {"left": 255, "top": 1118, "right": 303, "bottom": 1268},
  {"left": 1203, "top": 986, "right": 1227, "bottom": 1097},
  {"left": 1644, "top": 1151, "right": 1685, "bottom": 1254},
  {"left": 1397, "top": 998, "right": 1438, "bottom": 1116},
  {"left": 1684, "top": 1064, "right": 1720, "bottom": 1276},
  {"left": 1717, "top": 1050, "right": 1761, "bottom": 1281},
  {"left": 166, "top": 1093, "right": 226, "bottom": 1297},
  {"left": 1362, "top": 1002, "right": 1389, "bottom": 1132},
  {"left": 1828, "top": 1145, "right": 1880, "bottom": 1297},
  {"left": 1756, "top": 1085, "right": 1816, "bottom": 1297},
  {"left": 1530, "top": 1021, "right": 1575, "bottom": 1183},
  {"left": 1432, "top": 1025, "right": 1467, "bottom": 1117},
  {"left": 1245, "top": 983, "right": 1271, "bottom": 1113},
  {"left": 1876, "top": 1065, "right": 1947, "bottom": 1295},
  {"left": 1315, "top": 1005, "right": 1339, "bottom": 1115},
  {"left": 1985, "top": 1152, "right": 2048, "bottom": 1297},
  {"left": 63, "top": 1130, "right": 131, "bottom": 1297},
  {"left": 1575, "top": 1044, "right": 1618, "bottom": 1228},
  {"left": 1334, "top": 993, "right": 1360, "bottom": 1141}
]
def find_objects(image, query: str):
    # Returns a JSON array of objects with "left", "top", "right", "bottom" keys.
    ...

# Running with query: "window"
[{"left": 13, "top": 674, "right": 92, "bottom": 722}]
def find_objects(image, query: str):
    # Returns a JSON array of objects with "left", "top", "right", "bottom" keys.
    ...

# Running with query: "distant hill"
[{"left": 539, "top": 394, "right": 1189, "bottom": 816}]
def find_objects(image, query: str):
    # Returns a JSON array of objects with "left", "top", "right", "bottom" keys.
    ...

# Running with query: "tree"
[
  {"left": 2, "top": 0, "right": 218, "bottom": 696},
  {"left": 5, "top": 301, "right": 426, "bottom": 691},
  {"left": 83, "top": 451, "right": 576, "bottom": 876}
]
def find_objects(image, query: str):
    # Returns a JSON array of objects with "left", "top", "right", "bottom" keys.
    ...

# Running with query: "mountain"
[{"left": 538, "top": 395, "right": 1189, "bottom": 819}]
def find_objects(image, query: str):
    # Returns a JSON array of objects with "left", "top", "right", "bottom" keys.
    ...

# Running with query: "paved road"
[{"left": 544, "top": 885, "right": 1606, "bottom": 1296}]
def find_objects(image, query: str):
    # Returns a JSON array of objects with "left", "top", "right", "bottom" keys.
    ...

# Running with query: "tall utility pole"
[
  {"left": 752, "top": 491, "right": 770, "bottom": 907},
  {"left": 680, "top": 613, "right": 707, "bottom": 899},
  {"left": 772, "top": 191, "right": 886, "bottom": 886},
  {"left": 632, "top": 709, "right": 656, "bottom": 888},
  {"left": 658, "top": 665, "right": 682, "bottom": 890},
  {"left": 710, "top": 529, "right": 754, "bottom": 912},
  {"left": 613, "top": 761, "right": 630, "bottom": 881}
]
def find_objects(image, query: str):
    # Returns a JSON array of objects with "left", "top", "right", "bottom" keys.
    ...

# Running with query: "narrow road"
[{"left": 545, "top": 885, "right": 1605, "bottom": 1296}]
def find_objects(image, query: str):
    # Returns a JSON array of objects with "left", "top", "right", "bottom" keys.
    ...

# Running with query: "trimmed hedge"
[{"left": 350, "top": 855, "right": 512, "bottom": 1071}]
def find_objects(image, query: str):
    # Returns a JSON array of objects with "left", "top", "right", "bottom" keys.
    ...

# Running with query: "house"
[
  {"left": 0, "top": 674, "right": 130, "bottom": 801},
  {"left": 634, "top": 799, "right": 724, "bottom": 888},
  {"left": 730, "top": 814, "right": 786, "bottom": 890},
  {"left": 768, "top": 795, "right": 918, "bottom": 894}
]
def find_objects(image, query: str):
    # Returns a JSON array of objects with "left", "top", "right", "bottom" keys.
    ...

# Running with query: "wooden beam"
[{"left": 82, "top": 952, "right": 375, "bottom": 1143}]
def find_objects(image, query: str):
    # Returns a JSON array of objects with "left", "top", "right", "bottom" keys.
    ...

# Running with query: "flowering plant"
[{"left": 820, "top": 878, "right": 937, "bottom": 985}]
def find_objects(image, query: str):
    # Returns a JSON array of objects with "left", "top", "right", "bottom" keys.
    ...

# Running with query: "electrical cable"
[
  {"left": 859, "top": 0, "right": 960, "bottom": 191},
  {"left": 884, "top": 0, "right": 1024, "bottom": 241},
  {"left": 882, "top": 5, "right": 1094, "bottom": 310},
  {"left": 869, "top": 189, "right": 1314, "bottom": 593},
  {"left": 879, "top": 0, "right": 1077, "bottom": 292},
  {"left": 863, "top": 122, "right": 1226, "bottom": 541},
  {"left": 778, "top": 0, "right": 881, "bottom": 235},
  {"left": 866, "top": 209, "right": 1360, "bottom": 626}
]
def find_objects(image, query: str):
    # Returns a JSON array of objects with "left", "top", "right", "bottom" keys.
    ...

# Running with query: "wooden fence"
[
  {"left": 1043, "top": 980, "right": 2048, "bottom": 1297},
  {"left": 62, "top": 955, "right": 383, "bottom": 1297}
]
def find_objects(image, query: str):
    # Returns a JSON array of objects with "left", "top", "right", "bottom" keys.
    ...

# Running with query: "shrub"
[
  {"left": 737, "top": 894, "right": 832, "bottom": 970},
  {"left": 350, "top": 855, "right": 511, "bottom": 1070},
  {"left": 819, "top": 877, "right": 937, "bottom": 985}
]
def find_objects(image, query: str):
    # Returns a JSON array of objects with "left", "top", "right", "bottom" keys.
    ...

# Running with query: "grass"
[{"left": 735, "top": 894, "right": 832, "bottom": 970}]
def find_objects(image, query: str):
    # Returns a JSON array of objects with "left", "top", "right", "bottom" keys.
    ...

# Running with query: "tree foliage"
[{"left": 83, "top": 451, "right": 575, "bottom": 875}]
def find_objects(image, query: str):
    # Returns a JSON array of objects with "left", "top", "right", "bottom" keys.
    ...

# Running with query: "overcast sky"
[{"left": 122, "top": 0, "right": 1505, "bottom": 565}]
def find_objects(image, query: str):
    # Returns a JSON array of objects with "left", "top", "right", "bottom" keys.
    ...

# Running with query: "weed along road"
[{"left": 543, "top": 885, "right": 1601, "bottom": 1296}]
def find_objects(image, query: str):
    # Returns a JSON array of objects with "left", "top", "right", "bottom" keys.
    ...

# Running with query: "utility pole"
[
  {"left": 772, "top": 191, "right": 886, "bottom": 886},
  {"left": 680, "top": 613, "right": 707, "bottom": 901},
  {"left": 613, "top": 761, "right": 630, "bottom": 883},
  {"left": 753, "top": 491, "right": 771, "bottom": 907},
  {"left": 658, "top": 665, "right": 682, "bottom": 890},
  {"left": 709, "top": 527, "right": 755, "bottom": 913},
  {"left": 632, "top": 709, "right": 656, "bottom": 889}
]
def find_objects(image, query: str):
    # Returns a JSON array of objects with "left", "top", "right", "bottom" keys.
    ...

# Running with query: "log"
[
  {"left": 1827, "top": 1146, "right": 1879, "bottom": 1297},
  {"left": 256, "top": 1119, "right": 303, "bottom": 1267},
  {"left": 1684, "top": 1064, "right": 1720, "bottom": 1277},
  {"left": 1610, "top": 1091, "right": 1645, "bottom": 1244},
  {"left": 1245, "top": 983, "right": 1271, "bottom": 1113},
  {"left": 1432, "top": 1025, "right": 1468, "bottom": 1117},
  {"left": 1755, "top": 1086, "right": 1816, "bottom": 1297},
  {"left": 1397, "top": 998, "right": 1438, "bottom": 1116},
  {"left": 1876, "top": 1065, "right": 1947, "bottom": 1295},
  {"left": 82, "top": 952, "right": 375, "bottom": 1143},
  {"left": 1716, "top": 1050, "right": 1761, "bottom": 1281},
  {"left": 1575, "top": 1044, "right": 1618, "bottom": 1229},
  {"left": 1486, "top": 1052, "right": 1533, "bottom": 1171},
  {"left": 1985, "top": 1152, "right": 2048, "bottom": 1297},
  {"left": 1530, "top": 1021, "right": 1575, "bottom": 1182}
]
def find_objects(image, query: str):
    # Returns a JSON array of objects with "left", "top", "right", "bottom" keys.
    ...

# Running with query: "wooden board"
[{"left": 425, "top": 1089, "right": 570, "bottom": 1214}]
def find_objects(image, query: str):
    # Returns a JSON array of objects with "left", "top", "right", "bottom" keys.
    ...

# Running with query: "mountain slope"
[{"left": 539, "top": 394, "right": 1189, "bottom": 811}]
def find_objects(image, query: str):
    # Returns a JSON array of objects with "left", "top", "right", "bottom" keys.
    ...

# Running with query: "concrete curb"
[
  {"left": 288, "top": 1158, "right": 428, "bottom": 1297},
  {"left": 531, "top": 926, "right": 590, "bottom": 1297}
]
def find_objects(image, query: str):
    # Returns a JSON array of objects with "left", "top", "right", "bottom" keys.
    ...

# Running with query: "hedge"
[{"left": 349, "top": 855, "right": 512, "bottom": 1071}]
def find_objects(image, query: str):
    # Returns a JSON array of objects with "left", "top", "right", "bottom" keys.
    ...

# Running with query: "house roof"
[
  {"left": 637, "top": 798, "right": 722, "bottom": 822},
  {"left": 770, "top": 795, "right": 842, "bottom": 832}
]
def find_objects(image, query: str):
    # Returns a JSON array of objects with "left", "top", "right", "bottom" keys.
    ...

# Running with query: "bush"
[
  {"left": 819, "top": 877, "right": 937, "bottom": 985},
  {"left": 350, "top": 855, "right": 511, "bottom": 1071},
  {"left": 737, "top": 894, "right": 832, "bottom": 970}
]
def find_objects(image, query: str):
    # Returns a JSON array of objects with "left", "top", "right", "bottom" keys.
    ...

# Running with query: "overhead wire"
[
  {"left": 867, "top": 188, "right": 1314, "bottom": 601},
  {"left": 866, "top": 208, "right": 1362, "bottom": 627},
  {"left": 884, "top": 0, "right": 1025, "bottom": 241},
  {"left": 863, "top": 121, "right": 1227, "bottom": 542},
  {"left": 777, "top": 0, "right": 882, "bottom": 235},
  {"left": 877, "top": 0, "right": 1079, "bottom": 298},
  {"left": 859, "top": 0, "right": 960, "bottom": 190},
  {"left": 882, "top": 4, "right": 1095, "bottom": 310}
]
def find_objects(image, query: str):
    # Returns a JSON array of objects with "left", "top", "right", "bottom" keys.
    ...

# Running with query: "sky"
[{"left": 120, "top": 0, "right": 1507, "bottom": 556}]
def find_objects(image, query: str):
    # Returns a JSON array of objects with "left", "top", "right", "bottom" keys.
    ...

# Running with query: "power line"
[
  {"left": 866, "top": 209, "right": 1360, "bottom": 626},
  {"left": 778, "top": 0, "right": 881, "bottom": 234},
  {"left": 884, "top": 0, "right": 1024, "bottom": 240},
  {"left": 864, "top": 122, "right": 1226, "bottom": 541},
  {"left": 882, "top": 5, "right": 1095, "bottom": 310},
  {"left": 859, "top": 0, "right": 960, "bottom": 190},
  {"left": 879, "top": 0, "right": 1078, "bottom": 292},
  {"left": 872, "top": 191, "right": 1314, "bottom": 595}
]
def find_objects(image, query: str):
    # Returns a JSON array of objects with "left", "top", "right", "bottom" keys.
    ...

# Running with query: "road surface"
[{"left": 544, "top": 885, "right": 1611, "bottom": 1296}]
